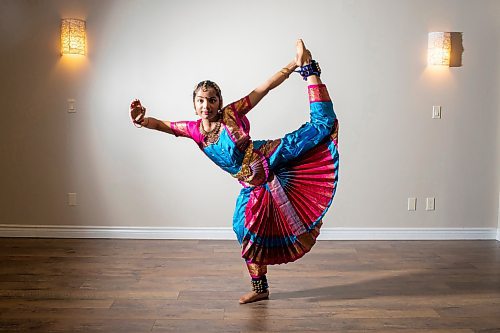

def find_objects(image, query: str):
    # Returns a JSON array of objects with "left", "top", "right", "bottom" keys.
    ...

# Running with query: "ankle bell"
[
  {"left": 296, "top": 60, "right": 321, "bottom": 80},
  {"left": 251, "top": 275, "right": 269, "bottom": 294}
]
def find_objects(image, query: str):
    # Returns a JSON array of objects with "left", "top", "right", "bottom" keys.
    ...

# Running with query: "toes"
[
  {"left": 239, "top": 291, "right": 269, "bottom": 304},
  {"left": 295, "top": 39, "right": 313, "bottom": 66}
]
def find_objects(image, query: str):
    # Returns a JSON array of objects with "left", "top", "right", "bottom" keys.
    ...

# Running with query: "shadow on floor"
[{"left": 271, "top": 269, "right": 500, "bottom": 302}]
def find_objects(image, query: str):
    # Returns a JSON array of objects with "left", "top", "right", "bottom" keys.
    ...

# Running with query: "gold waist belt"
[{"left": 232, "top": 141, "right": 254, "bottom": 180}]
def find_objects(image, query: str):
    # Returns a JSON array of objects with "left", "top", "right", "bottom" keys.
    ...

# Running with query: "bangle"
[
  {"left": 133, "top": 117, "right": 148, "bottom": 129},
  {"left": 280, "top": 67, "right": 291, "bottom": 78}
]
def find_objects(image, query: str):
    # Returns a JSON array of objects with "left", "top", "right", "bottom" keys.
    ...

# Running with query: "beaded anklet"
[
  {"left": 251, "top": 275, "right": 269, "bottom": 294},
  {"left": 295, "top": 60, "right": 321, "bottom": 80}
]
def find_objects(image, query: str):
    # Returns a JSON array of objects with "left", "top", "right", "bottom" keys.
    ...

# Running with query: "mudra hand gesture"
[{"left": 130, "top": 99, "right": 146, "bottom": 127}]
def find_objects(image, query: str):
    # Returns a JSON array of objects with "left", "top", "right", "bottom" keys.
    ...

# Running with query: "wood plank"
[{"left": 1, "top": 238, "right": 500, "bottom": 332}]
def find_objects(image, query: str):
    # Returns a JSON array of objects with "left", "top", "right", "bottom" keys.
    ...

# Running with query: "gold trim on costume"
[
  {"left": 258, "top": 139, "right": 282, "bottom": 159},
  {"left": 246, "top": 262, "right": 268, "bottom": 278},
  {"left": 222, "top": 104, "right": 249, "bottom": 150},
  {"left": 308, "top": 84, "right": 331, "bottom": 103},
  {"left": 232, "top": 141, "right": 254, "bottom": 181}
]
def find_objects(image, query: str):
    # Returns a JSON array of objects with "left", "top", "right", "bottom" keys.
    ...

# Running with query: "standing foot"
[{"left": 239, "top": 290, "right": 270, "bottom": 304}]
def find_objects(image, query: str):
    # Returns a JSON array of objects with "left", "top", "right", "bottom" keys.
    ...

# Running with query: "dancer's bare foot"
[
  {"left": 295, "top": 39, "right": 323, "bottom": 84},
  {"left": 239, "top": 290, "right": 269, "bottom": 304},
  {"left": 295, "top": 39, "right": 312, "bottom": 67}
]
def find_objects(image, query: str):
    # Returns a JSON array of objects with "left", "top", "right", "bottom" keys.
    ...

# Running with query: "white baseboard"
[
  {"left": 0, "top": 224, "right": 498, "bottom": 240},
  {"left": 0, "top": 225, "right": 235, "bottom": 240},
  {"left": 318, "top": 227, "right": 498, "bottom": 240}
]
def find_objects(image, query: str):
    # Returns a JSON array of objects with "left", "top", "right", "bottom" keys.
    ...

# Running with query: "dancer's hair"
[{"left": 193, "top": 80, "right": 223, "bottom": 109}]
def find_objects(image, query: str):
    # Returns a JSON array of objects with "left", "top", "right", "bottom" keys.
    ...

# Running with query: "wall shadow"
[{"left": 450, "top": 32, "right": 464, "bottom": 67}]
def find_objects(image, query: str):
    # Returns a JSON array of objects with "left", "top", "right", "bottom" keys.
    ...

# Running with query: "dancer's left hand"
[{"left": 130, "top": 99, "right": 146, "bottom": 125}]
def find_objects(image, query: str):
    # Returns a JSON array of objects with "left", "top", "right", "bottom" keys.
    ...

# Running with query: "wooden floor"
[{"left": 0, "top": 238, "right": 499, "bottom": 332}]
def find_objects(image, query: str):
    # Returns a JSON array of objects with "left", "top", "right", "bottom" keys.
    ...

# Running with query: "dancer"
[{"left": 130, "top": 40, "right": 339, "bottom": 304}]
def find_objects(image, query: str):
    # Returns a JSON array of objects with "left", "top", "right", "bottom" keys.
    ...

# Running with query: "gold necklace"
[{"left": 199, "top": 120, "right": 221, "bottom": 144}]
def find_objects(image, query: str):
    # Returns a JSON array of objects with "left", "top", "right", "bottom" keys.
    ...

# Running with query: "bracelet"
[
  {"left": 280, "top": 67, "right": 291, "bottom": 78},
  {"left": 133, "top": 117, "right": 148, "bottom": 129},
  {"left": 295, "top": 60, "right": 321, "bottom": 80}
]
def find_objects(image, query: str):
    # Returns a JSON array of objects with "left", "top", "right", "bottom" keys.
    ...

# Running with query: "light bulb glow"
[
  {"left": 61, "top": 18, "right": 86, "bottom": 55},
  {"left": 428, "top": 32, "right": 451, "bottom": 66}
]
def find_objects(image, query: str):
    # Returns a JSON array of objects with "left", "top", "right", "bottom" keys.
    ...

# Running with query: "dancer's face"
[{"left": 194, "top": 87, "right": 221, "bottom": 121}]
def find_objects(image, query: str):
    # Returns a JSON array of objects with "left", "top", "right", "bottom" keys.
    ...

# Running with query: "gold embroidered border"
[
  {"left": 257, "top": 139, "right": 281, "bottom": 159},
  {"left": 246, "top": 262, "right": 268, "bottom": 278},
  {"left": 308, "top": 84, "right": 331, "bottom": 103},
  {"left": 232, "top": 141, "right": 254, "bottom": 180}
]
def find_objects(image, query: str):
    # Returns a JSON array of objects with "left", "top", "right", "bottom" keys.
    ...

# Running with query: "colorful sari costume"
[{"left": 171, "top": 84, "right": 339, "bottom": 274}]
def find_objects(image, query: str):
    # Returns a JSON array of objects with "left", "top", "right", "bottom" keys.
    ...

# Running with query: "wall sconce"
[
  {"left": 61, "top": 18, "right": 86, "bottom": 55},
  {"left": 428, "top": 32, "right": 451, "bottom": 66}
]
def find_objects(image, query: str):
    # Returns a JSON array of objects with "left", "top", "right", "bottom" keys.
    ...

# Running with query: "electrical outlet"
[
  {"left": 408, "top": 197, "right": 417, "bottom": 211},
  {"left": 426, "top": 197, "right": 435, "bottom": 211},
  {"left": 68, "top": 193, "right": 77, "bottom": 206}
]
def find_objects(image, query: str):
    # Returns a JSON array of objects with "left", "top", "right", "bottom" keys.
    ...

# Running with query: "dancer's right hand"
[{"left": 130, "top": 99, "right": 146, "bottom": 125}]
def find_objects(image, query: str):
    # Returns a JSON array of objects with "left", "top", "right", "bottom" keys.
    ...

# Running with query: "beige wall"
[
  {"left": 0, "top": 0, "right": 499, "bottom": 230},
  {"left": 497, "top": 12, "right": 500, "bottom": 235}
]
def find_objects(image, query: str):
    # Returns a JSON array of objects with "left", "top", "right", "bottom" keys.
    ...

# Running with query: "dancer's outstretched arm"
[
  {"left": 247, "top": 59, "right": 298, "bottom": 109},
  {"left": 140, "top": 118, "right": 174, "bottom": 134},
  {"left": 247, "top": 39, "right": 322, "bottom": 110},
  {"left": 130, "top": 101, "right": 175, "bottom": 134}
]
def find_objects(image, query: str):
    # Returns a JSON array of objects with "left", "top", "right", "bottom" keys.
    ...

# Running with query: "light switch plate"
[
  {"left": 408, "top": 197, "right": 417, "bottom": 211},
  {"left": 68, "top": 99, "right": 76, "bottom": 113},
  {"left": 432, "top": 106, "right": 441, "bottom": 119}
]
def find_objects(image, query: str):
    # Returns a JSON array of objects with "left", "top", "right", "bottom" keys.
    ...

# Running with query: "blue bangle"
[{"left": 295, "top": 60, "right": 321, "bottom": 80}]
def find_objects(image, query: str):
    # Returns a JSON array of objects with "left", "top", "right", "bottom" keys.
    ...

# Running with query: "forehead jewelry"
[{"left": 202, "top": 81, "right": 209, "bottom": 92}]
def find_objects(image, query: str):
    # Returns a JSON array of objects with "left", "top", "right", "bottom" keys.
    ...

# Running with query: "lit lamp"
[
  {"left": 428, "top": 32, "right": 451, "bottom": 66},
  {"left": 61, "top": 18, "right": 86, "bottom": 55}
]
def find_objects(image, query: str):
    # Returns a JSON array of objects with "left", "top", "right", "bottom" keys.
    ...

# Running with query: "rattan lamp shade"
[
  {"left": 428, "top": 32, "right": 451, "bottom": 66},
  {"left": 61, "top": 18, "right": 86, "bottom": 55}
]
